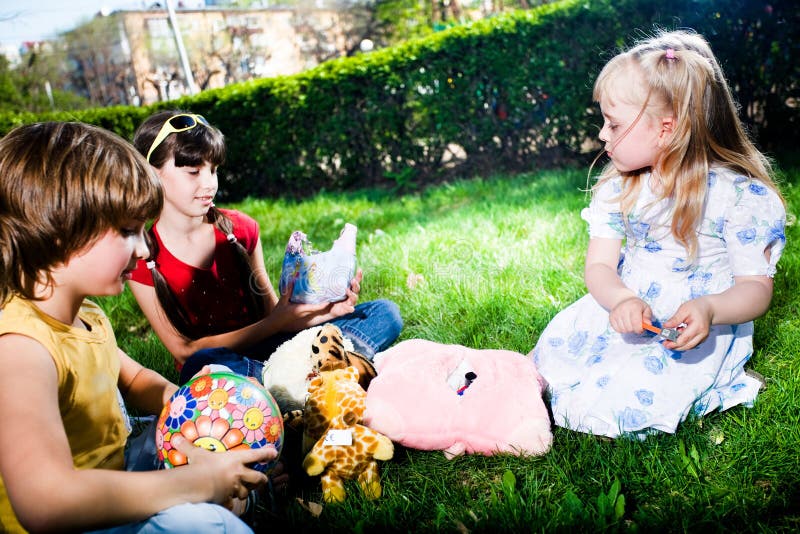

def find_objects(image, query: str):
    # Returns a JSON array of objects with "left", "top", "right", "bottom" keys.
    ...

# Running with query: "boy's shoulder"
[
  {"left": 0, "top": 297, "right": 109, "bottom": 344},
  {"left": 0, "top": 296, "right": 36, "bottom": 326},
  {"left": 80, "top": 299, "right": 108, "bottom": 321}
]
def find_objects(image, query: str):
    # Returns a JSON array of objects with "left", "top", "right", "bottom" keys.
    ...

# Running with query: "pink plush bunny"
[{"left": 363, "top": 340, "right": 552, "bottom": 459}]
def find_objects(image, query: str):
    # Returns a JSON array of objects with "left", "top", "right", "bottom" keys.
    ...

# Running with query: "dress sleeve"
[
  {"left": 580, "top": 177, "right": 626, "bottom": 239},
  {"left": 724, "top": 179, "right": 786, "bottom": 277}
]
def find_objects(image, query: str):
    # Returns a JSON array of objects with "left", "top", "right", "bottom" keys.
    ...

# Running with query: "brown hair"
[
  {"left": 0, "top": 121, "right": 163, "bottom": 305},
  {"left": 592, "top": 29, "right": 782, "bottom": 260},
  {"left": 133, "top": 110, "right": 265, "bottom": 339}
]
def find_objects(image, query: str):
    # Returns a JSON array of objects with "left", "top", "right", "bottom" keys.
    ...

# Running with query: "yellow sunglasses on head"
[{"left": 146, "top": 113, "right": 210, "bottom": 163}]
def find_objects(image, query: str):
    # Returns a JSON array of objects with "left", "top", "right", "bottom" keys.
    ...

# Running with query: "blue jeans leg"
[
  {"left": 85, "top": 502, "right": 253, "bottom": 534},
  {"left": 101, "top": 425, "right": 253, "bottom": 534},
  {"left": 239, "top": 298, "right": 404, "bottom": 361},
  {"left": 177, "top": 299, "right": 402, "bottom": 379},
  {"left": 330, "top": 299, "right": 403, "bottom": 359},
  {"left": 179, "top": 348, "right": 265, "bottom": 385}
]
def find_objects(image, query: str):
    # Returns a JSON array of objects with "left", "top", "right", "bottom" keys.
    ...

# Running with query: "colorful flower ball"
[{"left": 155, "top": 372, "right": 284, "bottom": 473}]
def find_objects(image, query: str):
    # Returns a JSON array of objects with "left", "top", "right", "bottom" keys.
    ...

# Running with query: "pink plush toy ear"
[{"left": 364, "top": 340, "right": 552, "bottom": 458}]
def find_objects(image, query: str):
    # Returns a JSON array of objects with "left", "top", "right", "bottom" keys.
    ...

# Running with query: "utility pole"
[{"left": 165, "top": 0, "right": 199, "bottom": 95}]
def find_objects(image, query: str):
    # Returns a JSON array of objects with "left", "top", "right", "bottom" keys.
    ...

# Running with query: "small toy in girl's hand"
[
  {"left": 279, "top": 224, "right": 357, "bottom": 304},
  {"left": 155, "top": 372, "right": 284, "bottom": 473},
  {"left": 642, "top": 321, "right": 681, "bottom": 342}
]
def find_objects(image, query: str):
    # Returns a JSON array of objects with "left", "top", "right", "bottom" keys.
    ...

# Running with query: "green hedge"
[{"left": 1, "top": 0, "right": 797, "bottom": 200}]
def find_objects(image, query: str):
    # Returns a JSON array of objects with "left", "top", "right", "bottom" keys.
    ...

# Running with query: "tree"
[
  {"left": 0, "top": 44, "right": 90, "bottom": 113},
  {"left": 0, "top": 55, "right": 24, "bottom": 112},
  {"left": 332, "top": 0, "right": 536, "bottom": 52},
  {"left": 62, "top": 15, "right": 138, "bottom": 107}
]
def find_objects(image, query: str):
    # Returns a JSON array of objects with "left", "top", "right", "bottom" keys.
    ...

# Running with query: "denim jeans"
[
  {"left": 179, "top": 299, "right": 402, "bottom": 385},
  {"left": 85, "top": 419, "right": 253, "bottom": 534},
  {"left": 84, "top": 503, "right": 253, "bottom": 534},
  {"left": 329, "top": 298, "right": 403, "bottom": 357}
]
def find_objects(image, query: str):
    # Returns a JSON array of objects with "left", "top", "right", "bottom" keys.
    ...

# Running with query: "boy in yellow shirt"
[{"left": 0, "top": 122, "right": 274, "bottom": 533}]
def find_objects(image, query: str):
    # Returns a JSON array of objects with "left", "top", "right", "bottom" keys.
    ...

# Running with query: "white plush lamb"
[{"left": 262, "top": 325, "right": 358, "bottom": 414}]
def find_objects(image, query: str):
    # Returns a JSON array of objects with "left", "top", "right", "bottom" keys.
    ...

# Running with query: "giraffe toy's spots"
[{"left": 302, "top": 366, "right": 393, "bottom": 503}]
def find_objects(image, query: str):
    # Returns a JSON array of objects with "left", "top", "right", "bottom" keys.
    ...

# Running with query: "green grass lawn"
[{"left": 103, "top": 164, "right": 800, "bottom": 532}]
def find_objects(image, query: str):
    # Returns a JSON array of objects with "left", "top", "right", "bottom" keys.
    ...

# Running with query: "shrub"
[{"left": 1, "top": 0, "right": 797, "bottom": 200}]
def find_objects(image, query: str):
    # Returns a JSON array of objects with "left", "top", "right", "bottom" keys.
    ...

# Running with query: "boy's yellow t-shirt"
[{"left": 0, "top": 297, "right": 129, "bottom": 533}]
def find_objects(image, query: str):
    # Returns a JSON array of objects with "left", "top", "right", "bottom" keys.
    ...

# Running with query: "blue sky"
[{"left": 0, "top": 1, "right": 147, "bottom": 48}]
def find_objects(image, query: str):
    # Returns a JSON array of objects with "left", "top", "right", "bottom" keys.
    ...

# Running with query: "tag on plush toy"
[
  {"left": 323, "top": 429, "right": 354, "bottom": 446},
  {"left": 279, "top": 224, "right": 357, "bottom": 304},
  {"left": 446, "top": 359, "right": 475, "bottom": 392}
]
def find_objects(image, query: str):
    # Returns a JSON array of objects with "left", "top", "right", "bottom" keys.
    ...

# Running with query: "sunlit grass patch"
[{"left": 100, "top": 164, "right": 800, "bottom": 531}]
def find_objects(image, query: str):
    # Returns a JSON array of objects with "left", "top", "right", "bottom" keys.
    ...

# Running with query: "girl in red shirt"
[{"left": 129, "top": 110, "right": 402, "bottom": 384}]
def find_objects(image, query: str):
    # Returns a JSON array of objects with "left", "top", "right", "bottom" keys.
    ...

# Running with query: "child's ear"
[{"left": 658, "top": 117, "right": 676, "bottom": 145}]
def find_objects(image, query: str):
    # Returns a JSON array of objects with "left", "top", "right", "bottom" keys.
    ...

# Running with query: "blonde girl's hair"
[
  {"left": 592, "top": 29, "right": 783, "bottom": 260},
  {"left": 0, "top": 121, "right": 164, "bottom": 306},
  {"left": 133, "top": 110, "right": 265, "bottom": 339}
]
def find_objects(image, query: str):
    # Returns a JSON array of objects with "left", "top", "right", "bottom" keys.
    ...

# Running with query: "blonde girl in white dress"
[{"left": 531, "top": 30, "right": 786, "bottom": 439}]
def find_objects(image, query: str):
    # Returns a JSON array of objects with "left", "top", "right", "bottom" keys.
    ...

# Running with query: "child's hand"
[
  {"left": 329, "top": 268, "right": 362, "bottom": 317},
  {"left": 662, "top": 297, "right": 712, "bottom": 351},
  {"left": 171, "top": 434, "right": 275, "bottom": 505},
  {"left": 227, "top": 496, "right": 249, "bottom": 516},
  {"left": 272, "top": 277, "right": 333, "bottom": 329},
  {"left": 271, "top": 269, "right": 363, "bottom": 329},
  {"left": 609, "top": 296, "right": 652, "bottom": 334}
]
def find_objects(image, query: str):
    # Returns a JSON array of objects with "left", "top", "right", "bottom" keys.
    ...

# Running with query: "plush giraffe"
[
  {"left": 302, "top": 366, "right": 394, "bottom": 503},
  {"left": 301, "top": 325, "right": 376, "bottom": 452}
]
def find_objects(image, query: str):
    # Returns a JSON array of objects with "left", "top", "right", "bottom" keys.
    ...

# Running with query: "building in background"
[{"left": 63, "top": 5, "right": 352, "bottom": 106}]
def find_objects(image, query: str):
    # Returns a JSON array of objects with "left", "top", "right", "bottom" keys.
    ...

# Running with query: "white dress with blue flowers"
[{"left": 531, "top": 167, "right": 786, "bottom": 438}]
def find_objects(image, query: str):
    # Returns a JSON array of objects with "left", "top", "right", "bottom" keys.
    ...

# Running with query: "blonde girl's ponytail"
[
  {"left": 645, "top": 45, "right": 718, "bottom": 259},
  {"left": 645, "top": 34, "right": 780, "bottom": 260}
]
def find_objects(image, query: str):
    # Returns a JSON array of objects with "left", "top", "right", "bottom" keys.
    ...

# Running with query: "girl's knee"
[
  {"left": 365, "top": 299, "right": 404, "bottom": 349},
  {"left": 372, "top": 299, "right": 404, "bottom": 334}
]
